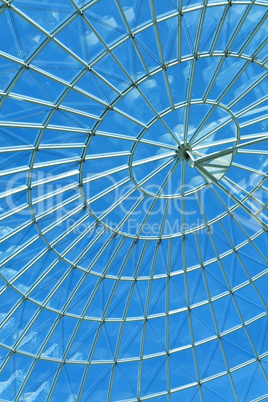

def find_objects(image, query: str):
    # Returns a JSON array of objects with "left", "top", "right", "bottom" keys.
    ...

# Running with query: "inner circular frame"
[{"left": 128, "top": 100, "right": 240, "bottom": 199}]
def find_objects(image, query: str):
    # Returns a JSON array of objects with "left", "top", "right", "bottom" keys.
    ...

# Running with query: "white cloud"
[{"left": 123, "top": 6, "right": 135, "bottom": 22}]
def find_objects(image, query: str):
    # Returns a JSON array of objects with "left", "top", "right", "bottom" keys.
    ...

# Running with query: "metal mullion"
[
  {"left": 135, "top": 158, "right": 181, "bottom": 238},
  {"left": 164, "top": 70, "right": 175, "bottom": 111},
  {"left": 0, "top": 146, "right": 34, "bottom": 153},
  {"left": 135, "top": 89, "right": 179, "bottom": 144},
  {"left": 86, "top": 67, "right": 122, "bottom": 96},
  {"left": 238, "top": 149, "right": 268, "bottom": 155},
  {"left": 42, "top": 266, "right": 78, "bottom": 311},
  {"left": 96, "top": 130, "right": 138, "bottom": 143},
  {"left": 85, "top": 151, "right": 131, "bottom": 160},
  {"left": 263, "top": 54, "right": 268, "bottom": 65},
  {"left": 192, "top": 59, "right": 251, "bottom": 146},
  {"left": 197, "top": 165, "right": 268, "bottom": 231},
  {"left": 239, "top": 113, "right": 268, "bottom": 128},
  {"left": 194, "top": 0, "right": 208, "bottom": 54},
  {"left": 240, "top": 11, "right": 268, "bottom": 56},
  {"left": 192, "top": 116, "right": 233, "bottom": 147},
  {"left": 166, "top": 239, "right": 172, "bottom": 401},
  {"left": 97, "top": 187, "right": 137, "bottom": 222},
  {"left": 73, "top": 228, "right": 108, "bottom": 267},
  {"left": 50, "top": 214, "right": 92, "bottom": 250},
  {"left": 0, "top": 234, "right": 40, "bottom": 268},
  {"left": 199, "top": 162, "right": 229, "bottom": 170},
  {"left": 0, "top": 66, "right": 25, "bottom": 109},
  {"left": 0, "top": 122, "right": 43, "bottom": 129},
  {"left": 178, "top": 0, "right": 183, "bottom": 63},
  {"left": 30, "top": 62, "right": 108, "bottom": 106},
  {"left": 0, "top": 295, "right": 26, "bottom": 331},
  {"left": 115, "top": 194, "right": 147, "bottom": 234},
  {"left": 150, "top": 0, "right": 175, "bottom": 110},
  {"left": 181, "top": 158, "right": 204, "bottom": 401},
  {"left": 239, "top": 131, "right": 268, "bottom": 142},
  {"left": 80, "top": 0, "right": 101, "bottom": 13},
  {"left": 194, "top": 137, "right": 238, "bottom": 151},
  {"left": 0, "top": 204, "right": 28, "bottom": 222},
  {"left": 183, "top": 0, "right": 208, "bottom": 142},
  {"left": 188, "top": 57, "right": 225, "bottom": 144},
  {"left": 159, "top": 200, "right": 171, "bottom": 240},
  {"left": 6, "top": 91, "right": 53, "bottom": 108},
  {"left": 31, "top": 170, "right": 79, "bottom": 192},
  {"left": 231, "top": 161, "right": 268, "bottom": 177},
  {"left": 256, "top": 200, "right": 268, "bottom": 217},
  {"left": 113, "top": 106, "right": 147, "bottom": 128},
  {"left": 40, "top": 202, "right": 84, "bottom": 236},
  {"left": 9, "top": 247, "right": 50, "bottom": 286},
  {"left": 210, "top": 3, "right": 231, "bottom": 55},
  {"left": 32, "top": 182, "right": 78, "bottom": 205},
  {"left": 140, "top": 137, "right": 178, "bottom": 151},
  {"left": 82, "top": 164, "right": 129, "bottom": 185},
  {"left": 251, "top": 36, "right": 268, "bottom": 61},
  {"left": 226, "top": 3, "right": 254, "bottom": 53},
  {"left": 87, "top": 177, "right": 131, "bottom": 206},
  {"left": 0, "top": 121, "right": 89, "bottom": 133},
  {"left": 195, "top": 135, "right": 268, "bottom": 163},
  {"left": 96, "top": 130, "right": 178, "bottom": 150},
  {"left": 114, "top": 0, "right": 150, "bottom": 77},
  {"left": 11, "top": 5, "right": 88, "bottom": 69},
  {"left": 184, "top": 59, "right": 197, "bottom": 144},
  {"left": 0, "top": 144, "right": 86, "bottom": 153},
  {"left": 0, "top": 121, "right": 87, "bottom": 133},
  {"left": 223, "top": 176, "right": 262, "bottom": 205},
  {"left": 137, "top": 243, "right": 162, "bottom": 400},
  {"left": 235, "top": 97, "right": 268, "bottom": 119},
  {"left": 60, "top": 218, "right": 103, "bottom": 260},
  {"left": 228, "top": 72, "right": 268, "bottom": 109},
  {"left": 132, "top": 152, "right": 176, "bottom": 168},
  {"left": 82, "top": 14, "right": 132, "bottom": 92},
  {"left": 57, "top": 105, "right": 101, "bottom": 121},
  {"left": 0, "top": 220, "right": 32, "bottom": 244},
  {"left": 0, "top": 184, "right": 28, "bottom": 200},
  {"left": 0, "top": 1, "right": 8, "bottom": 13},
  {"left": 32, "top": 156, "right": 80, "bottom": 170},
  {"left": 138, "top": 157, "right": 178, "bottom": 188}
]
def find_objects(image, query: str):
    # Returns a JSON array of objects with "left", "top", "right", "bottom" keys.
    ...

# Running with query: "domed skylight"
[{"left": 0, "top": 0, "right": 267, "bottom": 401}]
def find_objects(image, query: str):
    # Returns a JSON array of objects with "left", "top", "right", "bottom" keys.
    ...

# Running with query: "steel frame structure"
[{"left": 0, "top": 0, "right": 267, "bottom": 401}]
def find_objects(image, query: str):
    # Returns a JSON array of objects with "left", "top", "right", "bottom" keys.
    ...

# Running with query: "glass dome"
[{"left": 0, "top": 0, "right": 267, "bottom": 400}]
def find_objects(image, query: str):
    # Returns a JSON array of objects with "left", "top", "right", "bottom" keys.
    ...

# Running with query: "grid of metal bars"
[{"left": 0, "top": 0, "right": 267, "bottom": 400}]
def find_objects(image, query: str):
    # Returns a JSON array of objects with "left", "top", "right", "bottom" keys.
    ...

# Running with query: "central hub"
[{"left": 177, "top": 144, "right": 195, "bottom": 167}]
